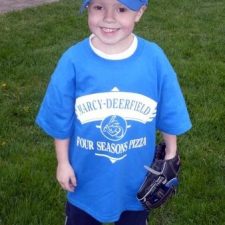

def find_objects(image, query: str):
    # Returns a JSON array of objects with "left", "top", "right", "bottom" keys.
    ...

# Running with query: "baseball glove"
[{"left": 137, "top": 143, "right": 180, "bottom": 210}]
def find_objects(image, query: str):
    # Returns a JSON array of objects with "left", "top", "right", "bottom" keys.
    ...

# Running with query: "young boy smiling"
[
  {"left": 86, "top": 0, "right": 145, "bottom": 54},
  {"left": 36, "top": 0, "right": 192, "bottom": 224}
]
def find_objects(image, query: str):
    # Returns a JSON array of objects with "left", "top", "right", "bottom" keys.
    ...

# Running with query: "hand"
[{"left": 56, "top": 162, "right": 77, "bottom": 192}]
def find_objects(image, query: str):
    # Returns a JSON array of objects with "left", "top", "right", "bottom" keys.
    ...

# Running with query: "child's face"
[{"left": 87, "top": 0, "right": 145, "bottom": 53}]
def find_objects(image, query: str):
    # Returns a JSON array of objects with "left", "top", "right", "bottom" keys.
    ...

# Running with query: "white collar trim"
[{"left": 89, "top": 34, "right": 138, "bottom": 60}]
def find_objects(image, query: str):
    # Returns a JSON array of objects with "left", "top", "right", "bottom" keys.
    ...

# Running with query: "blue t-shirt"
[{"left": 36, "top": 36, "right": 191, "bottom": 222}]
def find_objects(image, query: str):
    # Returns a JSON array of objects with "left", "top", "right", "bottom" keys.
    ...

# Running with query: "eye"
[
  {"left": 90, "top": 4, "right": 103, "bottom": 11},
  {"left": 115, "top": 5, "right": 129, "bottom": 14},
  {"left": 118, "top": 7, "right": 128, "bottom": 13},
  {"left": 94, "top": 5, "right": 103, "bottom": 10}
]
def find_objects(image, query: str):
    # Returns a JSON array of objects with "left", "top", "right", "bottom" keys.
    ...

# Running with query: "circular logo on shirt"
[{"left": 100, "top": 115, "right": 127, "bottom": 141}]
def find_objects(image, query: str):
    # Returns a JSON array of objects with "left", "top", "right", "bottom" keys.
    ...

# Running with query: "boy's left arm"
[{"left": 162, "top": 132, "right": 177, "bottom": 160}]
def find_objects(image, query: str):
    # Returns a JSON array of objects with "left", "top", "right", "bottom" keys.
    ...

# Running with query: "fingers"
[
  {"left": 56, "top": 163, "right": 77, "bottom": 192},
  {"left": 59, "top": 176, "right": 76, "bottom": 192},
  {"left": 70, "top": 175, "right": 77, "bottom": 188}
]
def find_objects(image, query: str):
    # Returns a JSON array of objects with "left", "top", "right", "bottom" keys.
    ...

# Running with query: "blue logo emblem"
[{"left": 100, "top": 115, "right": 128, "bottom": 141}]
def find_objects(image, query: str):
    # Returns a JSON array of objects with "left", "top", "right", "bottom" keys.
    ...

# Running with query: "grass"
[{"left": 0, "top": 0, "right": 225, "bottom": 224}]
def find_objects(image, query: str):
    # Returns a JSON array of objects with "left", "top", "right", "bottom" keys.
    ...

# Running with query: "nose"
[{"left": 103, "top": 8, "right": 116, "bottom": 23}]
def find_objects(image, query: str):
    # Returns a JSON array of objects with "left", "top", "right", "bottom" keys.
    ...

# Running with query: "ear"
[{"left": 134, "top": 6, "right": 147, "bottom": 22}]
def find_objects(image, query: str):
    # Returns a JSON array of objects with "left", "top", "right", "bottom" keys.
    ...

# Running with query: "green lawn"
[{"left": 0, "top": 0, "right": 225, "bottom": 224}]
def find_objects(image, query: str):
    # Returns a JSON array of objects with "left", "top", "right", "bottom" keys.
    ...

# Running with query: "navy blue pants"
[{"left": 65, "top": 202, "right": 149, "bottom": 225}]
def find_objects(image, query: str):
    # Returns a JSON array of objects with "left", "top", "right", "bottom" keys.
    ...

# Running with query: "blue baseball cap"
[{"left": 81, "top": 0, "right": 148, "bottom": 11}]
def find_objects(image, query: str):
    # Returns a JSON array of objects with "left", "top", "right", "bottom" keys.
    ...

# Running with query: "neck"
[{"left": 91, "top": 34, "right": 134, "bottom": 55}]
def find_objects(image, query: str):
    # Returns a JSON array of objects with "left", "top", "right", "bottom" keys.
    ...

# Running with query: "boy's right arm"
[{"left": 54, "top": 139, "right": 77, "bottom": 192}]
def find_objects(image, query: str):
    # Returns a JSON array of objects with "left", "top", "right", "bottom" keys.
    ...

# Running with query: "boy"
[{"left": 36, "top": 0, "right": 192, "bottom": 224}]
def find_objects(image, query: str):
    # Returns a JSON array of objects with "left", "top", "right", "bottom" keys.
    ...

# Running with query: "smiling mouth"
[{"left": 101, "top": 27, "right": 119, "bottom": 33}]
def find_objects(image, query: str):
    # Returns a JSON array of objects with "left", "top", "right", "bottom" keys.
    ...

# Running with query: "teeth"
[{"left": 102, "top": 28, "right": 117, "bottom": 33}]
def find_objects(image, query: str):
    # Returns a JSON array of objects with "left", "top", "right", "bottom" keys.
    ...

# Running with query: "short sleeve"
[
  {"left": 35, "top": 53, "right": 76, "bottom": 139},
  {"left": 156, "top": 50, "right": 192, "bottom": 135}
]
